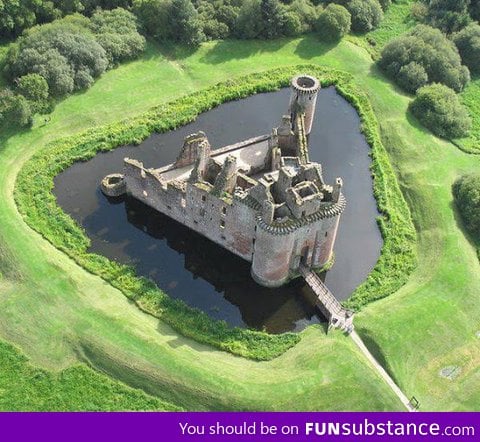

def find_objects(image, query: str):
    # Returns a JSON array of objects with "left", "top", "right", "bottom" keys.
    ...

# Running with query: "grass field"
[
  {"left": 1, "top": 0, "right": 480, "bottom": 410},
  {"left": 458, "top": 77, "right": 480, "bottom": 153},
  {"left": 347, "top": 0, "right": 416, "bottom": 55}
]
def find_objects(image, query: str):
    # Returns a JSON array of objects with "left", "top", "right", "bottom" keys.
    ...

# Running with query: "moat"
[{"left": 54, "top": 87, "right": 382, "bottom": 333}]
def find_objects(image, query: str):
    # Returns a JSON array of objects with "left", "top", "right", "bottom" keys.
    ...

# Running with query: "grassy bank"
[
  {"left": 14, "top": 66, "right": 415, "bottom": 360},
  {"left": 1, "top": 30, "right": 480, "bottom": 410},
  {"left": 0, "top": 37, "right": 408, "bottom": 411},
  {"left": 0, "top": 341, "right": 179, "bottom": 411}
]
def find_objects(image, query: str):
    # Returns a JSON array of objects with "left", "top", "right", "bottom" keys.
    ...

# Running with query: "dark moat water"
[{"left": 54, "top": 87, "right": 383, "bottom": 333}]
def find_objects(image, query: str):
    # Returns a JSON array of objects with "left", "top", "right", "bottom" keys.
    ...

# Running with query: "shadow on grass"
[
  {"left": 199, "top": 38, "right": 292, "bottom": 65},
  {"left": 405, "top": 110, "right": 435, "bottom": 137},
  {"left": 355, "top": 327, "right": 399, "bottom": 386},
  {"left": 449, "top": 199, "right": 480, "bottom": 262},
  {"left": 368, "top": 63, "right": 415, "bottom": 99},
  {"left": 293, "top": 35, "right": 338, "bottom": 60}
]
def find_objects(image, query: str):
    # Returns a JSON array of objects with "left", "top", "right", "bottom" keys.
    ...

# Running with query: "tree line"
[
  {"left": 1, "top": 0, "right": 396, "bottom": 127},
  {"left": 1, "top": 0, "right": 394, "bottom": 43},
  {"left": 1, "top": 8, "right": 145, "bottom": 126}
]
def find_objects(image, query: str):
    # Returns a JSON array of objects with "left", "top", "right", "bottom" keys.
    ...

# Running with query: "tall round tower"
[{"left": 288, "top": 74, "right": 321, "bottom": 135}]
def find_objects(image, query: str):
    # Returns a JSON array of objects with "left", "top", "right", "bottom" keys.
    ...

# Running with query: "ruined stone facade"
[{"left": 102, "top": 75, "right": 346, "bottom": 288}]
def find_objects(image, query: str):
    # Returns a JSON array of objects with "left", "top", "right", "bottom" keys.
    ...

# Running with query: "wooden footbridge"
[
  {"left": 299, "top": 264, "right": 354, "bottom": 333},
  {"left": 300, "top": 264, "right": 418, "bottom": 411}
]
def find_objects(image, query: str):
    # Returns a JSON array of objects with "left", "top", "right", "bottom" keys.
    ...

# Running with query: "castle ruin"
[{"left": 102, "top": 75, "right": 353, "bottom": 331}]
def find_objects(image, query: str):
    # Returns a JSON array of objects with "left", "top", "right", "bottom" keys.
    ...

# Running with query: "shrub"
[
  {"left": 453, "top": 174, "right": 480, "bottom": 238},
  {"left": 453, "top": 24, "right": 480, "bottom": 75},
  {"left": 316, "top": 3, "right": 351, "bottom": 42},
  {"left": 379, "top": 25, "right": 470, "bottom": 93},
  {"left": 409, "top": 83, "right": 472, "bottom": 139}
]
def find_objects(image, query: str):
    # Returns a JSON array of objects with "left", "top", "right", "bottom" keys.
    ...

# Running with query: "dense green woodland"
[
  {"left": 0, "top": 0, "right": 394, "bottom": 126},
  {"left": 0, "top": 2, "right": 479, "bottom": 172},
  {"left": 0, "top": 0, "right": 393, "bottom": 39}
]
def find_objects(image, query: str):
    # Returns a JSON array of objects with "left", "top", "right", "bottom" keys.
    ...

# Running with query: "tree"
[
  {"left": 425, "top": 0, "right": 471, "bottom": 34},
  {"left": 343, "top": 0, "right": 383, "bottom": 33},
  {"left": 5, "top": 19, "right": 109, "bottom": 96},
  {"left": 260, "top": 0, "right": 287, "bottom": 39},
  {"left": 8, "top": 46, "right": 76, "bottom": 96},
  {"left": 397, "top": 61, "right": 428, "bottom": 93},
  {"left": 90, "top": 8, "right": 145, "bottom": 65},
  {"left": 132, "top": 0, "right": 172, "bottom": 41},
  {"left": 16, "top": 73, "right": 48, "bottom": 102},
  {"left": 453, "top": 174, "right": 480, "bottom": 238},
  {"left": 453, "top": 24, "right": 480, "bottom": 75},
  {"left": 282, "top": 11, "right": 303, "bottom": 36},
  {"left": 234, "top": 0, "right": 264, "bottom": 39},
  {"left": 16, "top": 73, "right": 50, "bottom": 113},
  {"left": 169, "top": 0, "right": 204, "bottom": 46},
  {"left": 409, "top": 83, "right": 472, "bottom": 139},
  {"left": 196, "top": 1, "right": 238, "bottom": 40},
  {"left": 0, "top": 88, "right": 32, "bottom": 126},
  {"left": 82, "top": 0, "right": 133, "bottom": 15},
  {"left": 316, "top": 3, "right": 351, "bottom": 42},
  {"left": 287, "top": 0, "right": 319, "bottom": 34},
  {"left": 379, "top": 25, "right": 470, "bottom": 93},
  {"left": 470, "top": 0, "right": 480, "bottom": 21},
  {"left": 0, "top": 0, "right": 40, "bottom": 37}
]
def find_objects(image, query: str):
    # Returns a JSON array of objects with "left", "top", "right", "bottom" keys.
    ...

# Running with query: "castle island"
[{"left": 101, "top": 74, "right": 353, "bottom": 332}]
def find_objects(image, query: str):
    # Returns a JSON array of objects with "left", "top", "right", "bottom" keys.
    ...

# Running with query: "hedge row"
[{"left": 14, "top": 65, "right": 417, "bottom": 359}]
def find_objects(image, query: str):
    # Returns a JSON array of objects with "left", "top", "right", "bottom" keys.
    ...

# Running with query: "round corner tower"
[{"left": 288, "top": 74, "right": 321, "bottom": 135}]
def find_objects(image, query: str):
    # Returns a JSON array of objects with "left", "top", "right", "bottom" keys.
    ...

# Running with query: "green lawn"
[
  {"left": 347, "top": 0, "right": 416, "bottom": 56},
  {"left": 458, "top": 77, "right": 480, "bottom": 153},
  {"left": 1, "top": 23, "right": 480, "bottom": 410}
]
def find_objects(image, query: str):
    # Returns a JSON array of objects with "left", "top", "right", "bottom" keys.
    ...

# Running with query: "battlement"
[
  {"left": 290, "top": 74, "right": 321, "bottom": 95},
  {"left": 101, "top": 75, "right": 345, "bottom": 288}
]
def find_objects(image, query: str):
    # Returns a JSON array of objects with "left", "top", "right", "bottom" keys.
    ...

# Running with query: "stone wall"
[
  {"left": 251, "top": 212, "right": 341, "bottom": 287},
  {"left": 124, "top": 158, "right": 257, "bottom": 262}
]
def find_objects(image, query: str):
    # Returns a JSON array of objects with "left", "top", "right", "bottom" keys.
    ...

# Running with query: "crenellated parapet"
[
  {"left": 289, "top": 74, "right": 320, "bottom": 135},
  {"left": 102, "top": 74, "right": 346, "bottom": 289}
]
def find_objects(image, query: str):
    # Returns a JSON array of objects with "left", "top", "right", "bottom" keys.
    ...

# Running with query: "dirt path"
[{"left": 350, "top": 331, "right": 416, "bottom": 412}]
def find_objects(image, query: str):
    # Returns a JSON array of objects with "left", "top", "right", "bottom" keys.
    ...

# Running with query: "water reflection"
[{"left": 54, "top": 87, "right": 382, "bottom": 333}]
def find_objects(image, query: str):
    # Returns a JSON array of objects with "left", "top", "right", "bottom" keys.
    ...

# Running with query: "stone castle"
[{"left": 102, "top": 75, "right": 346, "bottom": 289}]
